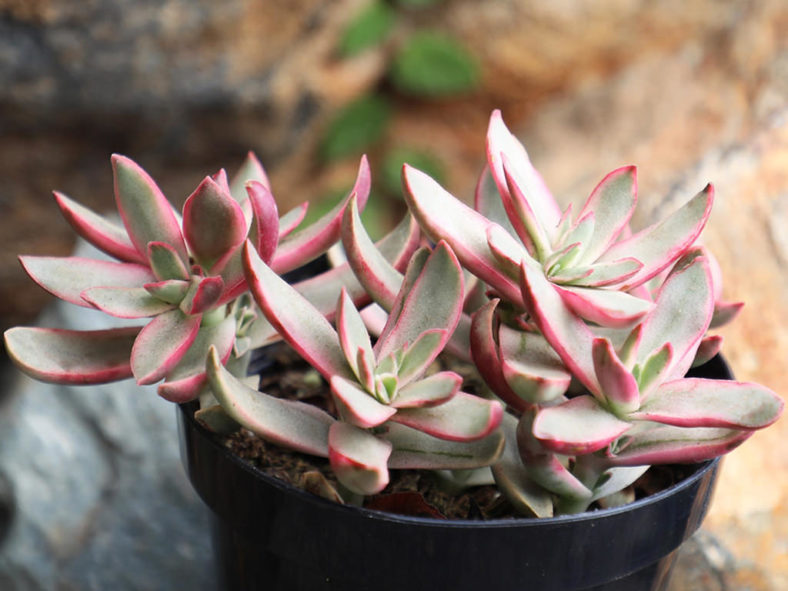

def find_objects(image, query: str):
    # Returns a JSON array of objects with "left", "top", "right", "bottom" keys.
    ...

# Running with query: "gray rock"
[{"left": 0, "top": 274, "right": 216, "bottom": 590}]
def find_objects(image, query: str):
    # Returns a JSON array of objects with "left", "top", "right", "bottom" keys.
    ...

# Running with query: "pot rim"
[{"left": 179, "top": 401, "right": 720, "bottom": 529}]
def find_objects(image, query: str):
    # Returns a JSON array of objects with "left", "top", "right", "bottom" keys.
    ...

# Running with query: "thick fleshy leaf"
[
  {"left": 637, "top": 255, "right": 713, "bottom": 379},
  {"left": 486, "top": 110, "right": 562, "bottom": 240},
  {"left": 179, "top": 276, "right": 224, "bottom": 315},
  {"left": 395, "top": 330, "right": 445, "bottom": 385},
  {"left": 328, "top": 422, "right": 392, "bottom": 495},
  {"left": 516, "top": 410, "right": 593, "bottom": 500},
  {"left": 590, "top": 465, "right": 650, "bottom": 503},
  {"left": 144, "top": 279, "right": 190, "bottom": 304},
  {"left": 486, "top": 223, "right": 528, "bottom": 283},
  {"left": 331, "top": 376, "right": 396, "bottom": 428},
  {"left": 243, "top": 243, "right": 353, "bottom": 381},
  {"left": 341, "top": 194, "right": 420, "bottom": 310},
  {"left": 272, "top": 156, "right": 370, "bottom": 274},
  {"left": 4, "top": 326, "right": 139, "bottom": 384},
  {"left": 81, "top": 286, "right": 174, "bottom": 318},
  {"left": 592, "top": 338, "right": 640, "bottom": 414},
  {"left": 19, "top": 256, "right": 156, "bottom": 308},
  {"left": 500, "top": 155, "right": 551, "bottom": 258},
  {"left": 147, "top": 241, "right": 190, "bottom": 282},
  {"left": 556, "top": 258, "right": 642, "bottom": 288},
  {"left": 391, "top": 371, "right": 461, "bottom": 409},
  {"left": 157, "top": 315, "right": 237, "bottom": 402},
  {"left": 336, "top": 289, "right": 375, "bottom": 379},
  {"left": 131, "top": 309, "right": 201, "bottom": 384},
  {"left": 519, "top": 262, "right": 600, "bottom": 395},
  {"left": 574, "top": 166, "right": 637, "bottom": 265},
  {"left": 375, "top": 241, "right": 463, "bottom": 360},
  {"left": 112, "top": 154, "right": 188, "bottom": 263},
  {"left": 634, "top": 343, "right": 673, "bottom": 396},
  {"left": 228, "top": 151, "right": 270, "bottom": 204},
  {"left": 532, "top": 395, "right": 632, "bottom": 455},
  {"left": 692, "top": 335, "right": 723, "bottom": 368},
  {"left": 598, "top": 184, "right": 714, "bottom": 289},
  {"left": 474, "top": 166, "right": 519, "bottom": 238},
  {"left": 278, "top": 202, "right": 309, "bottom": 239},
  {"left": 206, "top": 347, "right": 332, "bottom": 456},
  {"left": 606, "top": 423, "right": 752, "bottom": 466},
  {"left": 403, "top": 164, "right": 524, "bottom": 306},
  {"left": 630, "top": 378, "right": 783, "bottom": 429},
  {"left": 391, "top": 392, "right": 503, "bottom": 442},
  {"left": 490, "top": 413, "right": 554, "bottom": 517},
  {"left": 245, "top": 180, "right": 279, "bottom": 265},
  {"left": 710, "top": 300, "right": 744, "bottom": 329},
  {"left": 469, "top": 299, "right": 527, "bottom": 410},
  {"left": 53, "top": 191, "right": 146, "bottom": 263},
  {"left": 385, "top": 422, "right": 504, "bottom": 470},
  {"left": 556, "top": 284, "right": 653, "bottom": 328},
  {"left": 183, "top": 176, "right": 247, "bottom": 269}
]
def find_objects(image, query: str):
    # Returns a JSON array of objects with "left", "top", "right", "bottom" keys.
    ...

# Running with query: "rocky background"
[{"left": 0, "top": 0, "right": 786, "bottom": 589}]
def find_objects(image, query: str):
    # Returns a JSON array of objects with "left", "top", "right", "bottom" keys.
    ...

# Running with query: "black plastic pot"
[{"left": 178, "top": 355, "right": 731, "bottom": 591}]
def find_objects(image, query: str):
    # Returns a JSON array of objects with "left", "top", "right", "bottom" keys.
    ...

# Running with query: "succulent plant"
[
  {"left": 3, "top": 153, "right": 388, "bottom": 402},
  {"left": 2, "top": 107, "right": 783, "bottom": 519},
  {"left": 207, "top": 238, "right": 504, "bottom": 496}
]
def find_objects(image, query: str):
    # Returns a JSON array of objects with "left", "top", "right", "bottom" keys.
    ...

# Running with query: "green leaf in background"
[
  {"left": 382, "top": 147, "right": 445, "bottom": 197},
  {"left": 340, "top": 1, "right": 397, "bottom": 57},
  {"left": 320, "top": 95, "right": 392, "bottom": 162},
  {"left": 390, "top": 32, "right": 480, "bottom": 97}
]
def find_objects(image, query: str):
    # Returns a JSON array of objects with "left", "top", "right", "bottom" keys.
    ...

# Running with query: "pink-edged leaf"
[
  {"left": 4, "top": 326, "right": 139, "bottom": 384},
  {"left": 486, "top": 223, "right": 529, "bottom": 284},
  {"left": 598, "top": 184, "right": 714, "bottom": 289},
  {"left": 692, "top": 335, "right": 723, "bottom": 368},
  {"left": 356, "top": 348, "right": 376, "bottom": 393},
  {"left": 519, "top": 262, "right": 601, "bottom": 396},
  {"left": 245, "top": 180, "right": 279, "bottom": 264},
  {"left": 19, "top": 256, "right": 156, "bottom": 308},
  {"left": 53, "top": 191, "right": 146, "bottom": 263},
  {"left": 278, "top": 202, "right": 309, "bottom": 239},
  {"left": 499, "top": 325, "right": 572, "bottom": 405},
  {"left": 638, "top": 254, "right": 714, "bottom": 379},
  {"left": 211, "top": 168, "right": 231, "bottom": 194},
  {"left": 396, "top": 330, "right": 446, "bottom": 385},
  {"left": 331, "top": 376, "right": 397, "bottom": 428},
  {"left": 711, "top": 300, "right": 744, "bottom": 329},
  {"left": 207, "top": 347, "right": 333, "bottom": 456},
  {"left": 515, "top": 411, "right": 594, "bottom": 500},
  {"left": 112, "top": 154, "right": 188, "bottom": 263},
  {"left": 392, "top": 371, "right": 461, "bottom": 409},
  {"left": 575, "top": 166, "right": 637, "bottom": 264},
  {"left": 385, "top": 422, "right": 504, "bottom": 470},
  {"left": 375, "top": 241, "right": 464, "bottom": 360},
  {"left": 590, "top": 465, "right": 650, "bottom": 503},
  {"left": 147, "top": 241, "right": 190, "bottom": 282},
  {"left": 157, "top": 315, "right": 237, "bottom": 402},
  {"left": 556, "top": 284, "right": 654, "bottom": 328},
  {"left": 630, "top": 378, "right": 783, "bottom": 429},
  {"left": 500, "top": 154, "right": 551, "bottom": 258},
  {"left": 474, "top": 165, "right": 519, "bottom": 237},
  {"left": 486, "top": 110, "right": 562, "bottom": 240},
  {"left": 328, "top": 422, "right": 392, "bottom": 495},
  {"left": 336, "top": 288, "right": 375, "bottom": 379},
  {"left": 606, "top": 423, "right": 752, "bottom": 466},
  {"left": 490, "top": 413, "right": 554, "bottom": 517},
  {"left": 229, "top": 151, "right": 270, "bottom": 204},
  {"left": 532, "top": 395, "right": 632, "bottom": 455},
  {"left": 341, "top": 194, "right": 420, "bottom": 310},
  {"left": 243, "top": 243, "right": 354, "bottom": 381},
  {"left": 131, "top": 309, "right": 201, "bottom": 385},
  {"left": 635, "top": 343, "right": 673, "bottom": 397},
  {"left": 391, "top": 392, "right": 503, "bottom": 442},
  {"left": 272, "top": 155, "right": 370, "bottom": 274},
  {"left": 81, "top": 286, "right": 174, "bottom": 318},
  {"left": 556, "top": 258, "right": 642, "bottom": 288},
  {"left": 183, "top": 176, "right": 247, "bottom": 269},
  {"left": 469, "top": 299, "right": 529, "bottom": 411},
  {"left": 179, "top": 275, "right": 224, "bottom": 315},
  {"left": 592, "top": 338, "right": 640, "bottom": 414},
  {"left": 144, "top": 279, "right": 190, "bottom": 305},
  {"left": 402, "top": 164, "right": 524, "bottom": 306}
]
